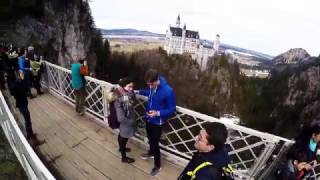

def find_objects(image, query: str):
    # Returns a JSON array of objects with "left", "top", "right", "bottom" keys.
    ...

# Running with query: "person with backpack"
[
  {"left": 178, "top": 122, "right": 233, "bottom": 180},
  {"left": 113, "top": 77, "right": 137, "bottom": 164},
  {"left": 71, "top": 58, "right": 88, "bottom": 115}
]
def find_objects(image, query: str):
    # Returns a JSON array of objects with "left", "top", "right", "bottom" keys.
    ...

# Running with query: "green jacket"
[{"left": 30, "top": 60, "right": 41, "bottom": 76}]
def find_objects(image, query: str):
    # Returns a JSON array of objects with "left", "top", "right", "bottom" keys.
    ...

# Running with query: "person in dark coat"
[
  {"left": 277, "top": 125, "right": 320, "bottom": 180},
  {"left": 12, "top": 70, "right": 35, "bottom": 140},
  {"left": 178, "top": 122, "right": 231, "bottom": 180},
  {"left": 114, "top": 77, "right": 137, "bottom": 163},
  {"left": 5, "top": 50, "right": 19, "bottom": 94}
]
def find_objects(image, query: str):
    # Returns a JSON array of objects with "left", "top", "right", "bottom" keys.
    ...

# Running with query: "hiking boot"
[
  {"left": 140, "top": 153, "right": 154, "bottom": 160},
  {"left": 122, "top": 157, "right": 135, "bottom": 164},
  {"left": 30, "top": 138, "right": 45, "bottom": 147},
  {"left": 150, "top": 167, "right": 161, "bottom": 176},
  {"left": 119, "top": 147, "right": 131, "bottom": 153}
]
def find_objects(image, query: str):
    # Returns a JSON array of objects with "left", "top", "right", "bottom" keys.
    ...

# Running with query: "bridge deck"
[{"left": 29, "top": 93, "right": 183, "bottom": 180}]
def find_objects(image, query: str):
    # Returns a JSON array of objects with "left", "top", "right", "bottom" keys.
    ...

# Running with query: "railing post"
[
  {"left": 46, "top": 62, "right": 53, "bottom": 91},
  {"left": 58, "top": 70, "right": 64, "bottom": 96},
  {"left": 258, "top": 141, "right": 293, "bottom": 179},
  {"left": 249, "top": 142, "right": 277, "bottom": 178},
  {"left": 102, "top": 85, "right": 109, "bottom": 125}
]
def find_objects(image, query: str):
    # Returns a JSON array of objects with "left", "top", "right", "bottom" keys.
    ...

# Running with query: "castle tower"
[
  {"left": 176, "top": 14, "right": 180, "bottom": 28},
  {"left": 214, "top": 34, "right": 220, "bottom": 52},
  {"left": 181, "top": 24, "right": 186, "bottom": 53}
]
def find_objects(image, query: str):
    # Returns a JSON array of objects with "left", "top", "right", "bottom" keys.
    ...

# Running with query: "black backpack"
[{"left": 107, "top": 101, "right": 120, "bottom": 129}]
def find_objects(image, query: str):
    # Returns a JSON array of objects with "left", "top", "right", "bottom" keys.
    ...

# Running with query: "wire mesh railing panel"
[
  {"left": 42, "top": 62, "right": 320, "bottom": 179},
  {"left": 132, "top": 95, "right": 293, "bottom": 179},
  {"left": 0, "top": 91, "right": 55, "bottom": 180},
  {"left": 43, "top": 62, "right": 111, "bottom": 120}
]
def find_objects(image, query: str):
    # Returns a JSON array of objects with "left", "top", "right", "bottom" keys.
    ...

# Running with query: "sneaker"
[
  {"left": 119, "top": 147, "right": 131, "bottom": 152},
  {"left": 122, "top": 157, "right": 135, "bottom": 164},
  {"left": 150, "top": 167, "right": 161, "bottom": 176},
  {"left": 141, "top": 153, "right": 154, "bottom": 160}
]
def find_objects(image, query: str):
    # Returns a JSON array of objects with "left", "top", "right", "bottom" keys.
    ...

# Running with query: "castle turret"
[
  {"left": 181, "top": 24, "right": 186, "bottom": 53},
  {"left": 214, "top": 34, "right": 220, "bottom": 53},
  {"left": 176, "top": 14, "right": 180, "bottom": 28}
]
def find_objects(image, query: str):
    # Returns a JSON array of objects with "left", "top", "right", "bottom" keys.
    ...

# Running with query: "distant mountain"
[
  {"left": 100, "top": 28, "right": 165, "bottom": 37},
  {"left": 100, "top": 28, "right": 273, "bottom": 61},
  {"left": 221, "top": 44, "right": 274, "bottom": 60},
  {"left": 272, "top": 48, "right": 311, "bottom": 65}
]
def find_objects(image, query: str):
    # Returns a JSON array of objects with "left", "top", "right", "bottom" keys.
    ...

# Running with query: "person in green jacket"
[
  {"left": 30, "top": 55, "right": 43, "bottom": 95},
  {"left": 71, "top": 59, "right": 87, "bottom": 115}
]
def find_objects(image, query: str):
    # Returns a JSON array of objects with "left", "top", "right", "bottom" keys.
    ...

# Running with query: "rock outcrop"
[
  {"left": 272, "top": 48, "right": 310, "bottom": 65},
  {"left": 2, "top": 0, "right": 99, "bottom": 69}
]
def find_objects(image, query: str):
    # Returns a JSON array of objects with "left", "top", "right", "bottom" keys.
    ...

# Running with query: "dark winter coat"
[
  {"left": 178, "top": 147, "right": 230, "bottom": 180},
  {"left": 12, "top": 79, "right": 28, "bottom": 108}
]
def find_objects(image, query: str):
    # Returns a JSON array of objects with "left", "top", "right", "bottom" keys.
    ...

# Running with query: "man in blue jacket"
[
  {"left": 178, "top": 122, "right": 232, "bottom": 180},
  {"left": 139, "top": 69, "right": 176, "bottom": 176},
  {"left": 18, "top": 48, "right": 33, "bottom": 98}
]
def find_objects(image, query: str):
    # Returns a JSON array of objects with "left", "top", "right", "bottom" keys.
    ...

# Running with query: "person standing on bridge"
[
  {"left": 18, "top": 48, "right": 33, "bottom": 98},
  {"left": 178, "top": 122, "right": 232, "bottom": 180},
  {"left": 71, "top": 58, "right": 88, "bottom": 115},
  {"left": 138, "top": 69, "right": 176, "bottom": 176},
  {"left": 114, "top": 77, "right": 137, "bottom": 164},
  {"left": 277, "top": 125, "right": 320, "bottom": 180},
  {"left": 12, "top": 70, "right": 44, "bottom": 146}
]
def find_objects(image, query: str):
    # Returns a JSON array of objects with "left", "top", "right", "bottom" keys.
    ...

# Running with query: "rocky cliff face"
[
  {"left": 272, "top": 48, "right": 310, "bottom": 65},
  {"left": 269, "top": 49, "right": 320, "bottom": 136},
  {"left": 3, "top": 0, "right": 98, "bottom": 68}
]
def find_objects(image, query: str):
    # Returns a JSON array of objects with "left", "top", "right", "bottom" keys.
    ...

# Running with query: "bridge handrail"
[
  {"left": 42, "top": 61, "right": 320, "bottom": 179},
  {"left": 0, "top": 91, "right": 55, "bottom": 180}
]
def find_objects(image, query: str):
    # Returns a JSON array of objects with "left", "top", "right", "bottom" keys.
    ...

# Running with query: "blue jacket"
[
  {"left": 139, "top": 76, "right": 176, "bottom": 125},
  {"left": 178, "top": 147, "right": 230, "bottom": 180},
  {"left": 71, "top": 63, "right": 85, "bottom": 90},
  {"left": 18, "top": 56, "right": 29, "bottom": 73}
]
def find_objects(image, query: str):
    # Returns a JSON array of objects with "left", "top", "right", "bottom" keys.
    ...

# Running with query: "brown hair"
[
  {"left": 204, "top": 122, "right": 228, "bottom": 150},
  {"left": 144, "top": 69, "right": 159, "bottom": 83}
]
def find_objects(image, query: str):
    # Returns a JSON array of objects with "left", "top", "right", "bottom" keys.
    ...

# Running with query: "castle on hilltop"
[{"left": 163, "top": 15, "right": 221, "bottom": 70}]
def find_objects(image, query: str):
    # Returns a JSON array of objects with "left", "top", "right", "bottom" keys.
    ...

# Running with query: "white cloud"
[{"left": 90, "top": 0, "right": 320, "bottom": 56}]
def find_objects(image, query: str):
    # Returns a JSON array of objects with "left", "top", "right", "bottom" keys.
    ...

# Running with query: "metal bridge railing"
[
  {"left": 42, "top": 61, "right": 320, "bottom": 179},
  {"left": 0, "top": 91, "right": 55, "bottom": 180}
]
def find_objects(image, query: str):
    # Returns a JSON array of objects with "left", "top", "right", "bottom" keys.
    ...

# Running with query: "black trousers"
[
  {"left": 32, "top": 74, "right": 42, "bottom": 93},
  {"left": 18, "top": 106, "right": 34, "bottom": 139},
  {"left": 0, "top": 71, "right": 5, "bottom": 89},
  {"left": 146, "top": 122, "right": 163, "bottom": 168},
  {"left": 23, "top": 72, "right": 32, "bottom": 97},
  {"left": 118, "top": 134, "right": 129, "bottom": 159}
]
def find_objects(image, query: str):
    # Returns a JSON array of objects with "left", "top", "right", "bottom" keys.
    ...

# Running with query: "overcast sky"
[{"left": 89, "top": 0, "right": 320, "bottom": 56}]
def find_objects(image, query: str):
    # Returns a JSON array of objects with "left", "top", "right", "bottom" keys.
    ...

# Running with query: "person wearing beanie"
[{"left": 114, "top": 77, "right": 137, "bottom": 163}]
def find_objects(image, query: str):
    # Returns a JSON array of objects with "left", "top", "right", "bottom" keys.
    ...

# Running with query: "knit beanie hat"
[{"left": 118, "top": 77, "right": 133, "bottom": 88}]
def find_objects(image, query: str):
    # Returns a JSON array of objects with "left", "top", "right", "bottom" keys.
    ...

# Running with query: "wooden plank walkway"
[{"left": 28, "top": 93, "right": 183, "bottom": 180}]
